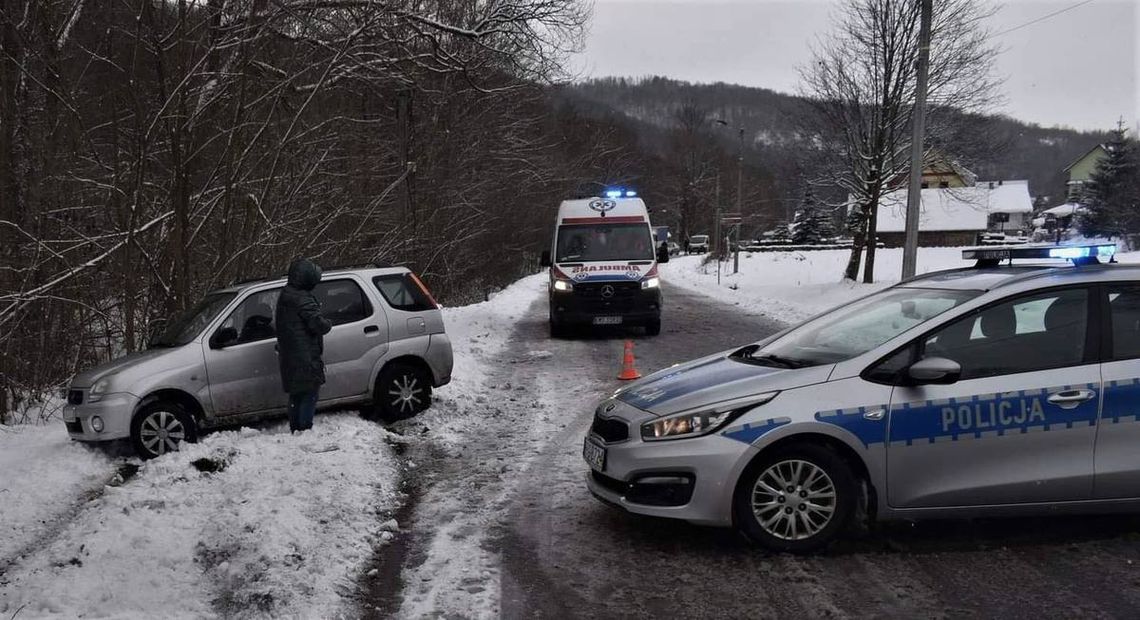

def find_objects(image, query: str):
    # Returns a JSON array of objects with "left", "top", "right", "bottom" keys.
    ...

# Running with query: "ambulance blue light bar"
[
  {"left": 962, "top": 243, "right": 1116, "bottom": 264},
  {"left": 604, "top": 189, "right": 638, "bottom": 199}
]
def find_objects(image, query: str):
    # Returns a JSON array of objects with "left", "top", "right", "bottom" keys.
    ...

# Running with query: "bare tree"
[{"left": 798, "top": 0, "right": 1001, "bottom": 282}]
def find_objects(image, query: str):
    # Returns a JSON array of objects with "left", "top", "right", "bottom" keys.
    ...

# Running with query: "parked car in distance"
[
  {"left": 62, "top": 265, "right": 453, "bottom": 459},
  {"left": 688, "top": 235, "right": 710, "bottom": 254}
]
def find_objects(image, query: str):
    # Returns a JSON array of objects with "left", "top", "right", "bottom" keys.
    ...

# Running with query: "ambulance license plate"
[
  {"left": 593, "top": 316, "right": 622, "bottom": 325},
  {"left": 583, "top": 438, "right": 606, "bottom": 472}
]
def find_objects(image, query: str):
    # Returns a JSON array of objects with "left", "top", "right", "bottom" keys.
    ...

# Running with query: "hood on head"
[{"left": 287, "top": 258, "right": 322, "bottom": 291}]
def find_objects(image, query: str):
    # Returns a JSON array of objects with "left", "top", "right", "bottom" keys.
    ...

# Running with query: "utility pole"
[
  {"left": 734, "top": 128, "right": 743, "bottom": 274},
  {"left": 715, "top": 172, "right": 722, "bottom": 286},
  {"left": 901, "top": 0, "right": 933, "bottom": 279}
]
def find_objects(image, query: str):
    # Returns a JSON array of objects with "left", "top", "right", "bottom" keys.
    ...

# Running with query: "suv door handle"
[
  {"left": 363, "top": 325, "right": 380, "bottom": 335},
  {"left": 1047, "top": 389, "right": 1096, "bottom": 410}
]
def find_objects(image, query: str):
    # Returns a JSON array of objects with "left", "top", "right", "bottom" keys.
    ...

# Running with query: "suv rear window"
[{"left": 373, "top": 273, "right": 437, "bottom": 312}]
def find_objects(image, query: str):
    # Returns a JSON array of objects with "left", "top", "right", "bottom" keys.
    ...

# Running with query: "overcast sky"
[{"left": 575, "top": 0, "right": 1138, "bottom": 132}]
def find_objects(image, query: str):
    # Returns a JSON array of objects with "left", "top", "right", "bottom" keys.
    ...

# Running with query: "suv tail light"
[{"left": 409, "top": 272, "right": 439, "bottom": 309}]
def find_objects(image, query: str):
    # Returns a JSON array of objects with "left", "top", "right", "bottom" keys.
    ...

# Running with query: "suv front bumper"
[{"left": 62, "top": 392, "right": 137, "bottom": 442}]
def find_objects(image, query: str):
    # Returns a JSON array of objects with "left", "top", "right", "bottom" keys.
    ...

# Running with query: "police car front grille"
[{"left": 591, "top": 415, "right": 629, "bottom": 443}]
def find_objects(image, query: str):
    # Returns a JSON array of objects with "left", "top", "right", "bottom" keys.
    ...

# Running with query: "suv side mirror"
[
  {"left": 907, "top": 357, "right": 961, "bottom": 385},
  {"left": 656, "top": 245, "right": 670, "bottom": 263},
  {"left": 210, "top": 327, "right": 239, "bottom": 349},
  {"left": 540, "top": 250, "right": 552, "bottom": 268}
]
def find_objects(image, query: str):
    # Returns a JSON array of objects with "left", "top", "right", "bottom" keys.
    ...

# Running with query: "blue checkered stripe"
[
  {"left": 1102, "top": 378, "right": 1140, "bottom": 424},
  {"left": 886, "top": 382, "right": 1100, "bottom": 447},
  {"left": 814, "top": 406, "right": 888, "bottom": 448},
  {"left": 721, "top": 417, "right": 792, "bottom": 444}
]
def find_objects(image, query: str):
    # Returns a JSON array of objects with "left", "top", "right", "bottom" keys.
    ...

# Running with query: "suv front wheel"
[
  {"left": 733, "top": 443, "right": 856, "bottom": 553},
  {"left": 131, "top": 401, "right": 198, "bottom": 460}
]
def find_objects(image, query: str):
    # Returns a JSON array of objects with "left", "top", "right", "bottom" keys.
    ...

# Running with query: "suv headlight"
[
  {"left": 88, "top": 378, "right": 111, "bottom": 403},
  {"left": 641, "top": 276, "right": 660, "bottom": 290},
  {"left": 641, "top": 392, "right": 779, "bottom": 441},
  {"left": 553, "top": 279, "right": 573, "bottom": 292}
]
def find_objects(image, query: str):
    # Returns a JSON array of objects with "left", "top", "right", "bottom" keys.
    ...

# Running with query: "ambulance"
[{"left": 540, "top": 190, "right": 669, "bottom": 337}]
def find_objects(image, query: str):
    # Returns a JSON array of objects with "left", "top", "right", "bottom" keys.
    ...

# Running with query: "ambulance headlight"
[
  {"left": 641, "top": 277, "right": 660, "bottom": 290},
  {"left": 553, "top": 279, "right": 573, "bottom": 292},
  {"left": 641, "top": 392, "right": 779, "bottom": 441}
]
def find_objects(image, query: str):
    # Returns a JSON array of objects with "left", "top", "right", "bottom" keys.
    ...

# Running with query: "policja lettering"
[{"left": 940, "top": 396, "right": 1046, "bottom": 433}]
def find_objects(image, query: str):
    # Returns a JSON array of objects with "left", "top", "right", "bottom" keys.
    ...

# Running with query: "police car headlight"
[
  {"left": 641, "top": 277, "right": 660, "bottom": 290},
  {"left": 88, "top": 378, "right": 111, "bottom": 403},
  {"left": 553, "top": 279, "right": 573, "bottom": 292},
  {"left": 641, "top": 392, "right": 779, "bottom": 441}
]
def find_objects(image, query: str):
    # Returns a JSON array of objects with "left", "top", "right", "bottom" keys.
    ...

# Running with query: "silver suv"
[{"left": 63, "top": 265, "right": 453, "bottom": 458}]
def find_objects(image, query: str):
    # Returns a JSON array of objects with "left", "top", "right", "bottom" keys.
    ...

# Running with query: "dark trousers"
[{"left": 288, "top": 390, "right": 319, "bottom": 432}]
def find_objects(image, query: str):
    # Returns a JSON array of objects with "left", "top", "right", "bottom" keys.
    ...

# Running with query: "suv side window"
[
  {"left": 373, "top": 274, "right": 435, "bottom": 312},
  {"left": 1109, "top": 285, "right": 1140, "bottom": 360},
  {"left": 220, "top": 289, "right": 280, "bottom": 344},
  {"left": 313, "top": 279, "right": 372, "bottom": 326},
  {"left": 921, "top": 288, "right": 1089, "bottom": 380}
]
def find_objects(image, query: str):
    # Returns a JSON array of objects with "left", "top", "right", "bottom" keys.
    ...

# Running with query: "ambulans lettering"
[
  {"left": 569, "top": 265, "right": 642, "bottom": 274},
  {"left": 939, "top": 397, "right": 1045, "bottom": 433}
]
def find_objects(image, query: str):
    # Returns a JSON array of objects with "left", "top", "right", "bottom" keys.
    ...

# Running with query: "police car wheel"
[
  {"left": 734, "top": 444, "right": 856, "bottom": 553},
  {"left": 130, "top": 401, "right": 198, "bottom": 460}
]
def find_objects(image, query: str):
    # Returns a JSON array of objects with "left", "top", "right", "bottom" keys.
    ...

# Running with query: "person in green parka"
[{"left": 275, "top": 258, "right": 332, "bottom": 433}]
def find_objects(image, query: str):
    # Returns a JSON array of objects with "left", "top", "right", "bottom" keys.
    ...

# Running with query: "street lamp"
[{"left": 714, "top": 119, "right": 745, "bottom": 274}]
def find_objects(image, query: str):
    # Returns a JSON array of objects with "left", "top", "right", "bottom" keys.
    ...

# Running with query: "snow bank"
[
  {"left": 0, "top": 424, "right": 118, "bottom": 563},
  {"left": 0, "top": 414, "right": 399, "bottom": 619}
]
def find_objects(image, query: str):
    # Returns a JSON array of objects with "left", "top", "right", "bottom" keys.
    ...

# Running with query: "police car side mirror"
[
  {"left": 540, "top": 250, "right": 552, "bottom": 268},
  {"left": 907, "top": 357, "right": 961, "bottom": 385}
]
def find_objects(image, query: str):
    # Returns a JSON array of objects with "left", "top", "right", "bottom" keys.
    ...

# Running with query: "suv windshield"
[
  {"left": 150, "top": 292, "right": 236, "bottom": 348},
  {"left": 740, "top": 287, "right": 979, "bottom": 367},
  {"left": 556, "top": 223, "right": 654, "bottom": 262}
]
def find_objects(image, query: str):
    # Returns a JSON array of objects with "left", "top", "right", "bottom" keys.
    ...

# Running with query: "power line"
[{"left": 992, "top": 0, "right": 1097, "bottom": 38}]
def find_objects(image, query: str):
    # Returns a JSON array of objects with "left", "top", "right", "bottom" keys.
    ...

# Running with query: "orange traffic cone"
[{"left": 617, "top": 339, "right": 642, "bottom": 381}]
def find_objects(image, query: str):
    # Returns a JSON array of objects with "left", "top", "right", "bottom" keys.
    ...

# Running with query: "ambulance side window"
[{"left": 921, "top": 288, "right": 1089, "bottom": 380}]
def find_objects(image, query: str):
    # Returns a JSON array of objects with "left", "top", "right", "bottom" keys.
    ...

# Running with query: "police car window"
[
  {"left": 756, "top": 288, "right": 977, "bottom": 367},
  {"left": 373, "top": 274, "right": 435, "bottom": 312},
  {"left": 923, "top": 288, "right": 1088, "bottom": 380},
  {"left": 1109, "top": 286, "right": 1140, "bottom": 360},
  {"left": 555, "top": 224, "right": 654, "bottom": 262},
  {"left": 313, "top": 279, "right": 372, "bottom": 326},
  {"left": 220, "top": 289, "right": 280, "bottom": 344}
]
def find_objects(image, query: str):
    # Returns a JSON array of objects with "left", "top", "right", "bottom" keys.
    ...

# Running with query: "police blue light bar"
[
  {"left": 604, "top": 189, "right": 623, "bottom": 199},
  {"left": 962, "top": 243, "right": 1116, "bottom": 263},
  {"left": 625, "top": 190, "right": 638, "bottom": 197}
]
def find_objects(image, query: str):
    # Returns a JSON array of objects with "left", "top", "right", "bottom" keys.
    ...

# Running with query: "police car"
[{"left": 584, "top": 243, "right": 1140, "bottom": 552}]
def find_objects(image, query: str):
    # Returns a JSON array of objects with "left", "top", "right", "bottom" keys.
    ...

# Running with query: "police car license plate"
[
  {"left": 583, "top": 438, "right": 606, "bottom": 472},
  {"left": 593, "top": 316, "right": 622, "bottom": 325}
]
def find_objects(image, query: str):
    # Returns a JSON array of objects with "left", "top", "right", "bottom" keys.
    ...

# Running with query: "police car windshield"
[
  {"left": 754, "top": 287, "right": 979, "bottom": 366},
  {"left": 556, "top": 224, "right": 654, "bottom": 262}
]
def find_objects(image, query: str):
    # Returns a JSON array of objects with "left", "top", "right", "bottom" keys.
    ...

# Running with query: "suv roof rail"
[{"left": 323, "top": 261, "right": 394, "bottom": 272}]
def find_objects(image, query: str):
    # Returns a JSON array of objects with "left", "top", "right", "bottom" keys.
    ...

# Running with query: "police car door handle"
[{"left": 1047, "top": 389, "right": 1096, "bottom": 409}]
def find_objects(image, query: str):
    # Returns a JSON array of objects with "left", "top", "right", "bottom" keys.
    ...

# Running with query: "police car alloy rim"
[
  {"left": 139, "top": 410, "right": 185, "bottom": 456},
  {"left": 389, "top": 374, "right": 423, "bottom": 414},
  {"left": 750, "top": 459, "right": 837, "bottom": 541}
]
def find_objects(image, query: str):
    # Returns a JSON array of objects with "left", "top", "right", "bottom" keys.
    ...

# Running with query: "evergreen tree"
[
  {"left": 792, "top": 186, "right": 834, "bottom": 243},
  {"left": 1078, "top": 125, "right": 1138, "bottom": 238}
]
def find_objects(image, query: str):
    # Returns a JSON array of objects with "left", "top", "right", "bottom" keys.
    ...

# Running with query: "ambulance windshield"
[{"left": 555, "top": 223, "right": 654, "bottom": 262}]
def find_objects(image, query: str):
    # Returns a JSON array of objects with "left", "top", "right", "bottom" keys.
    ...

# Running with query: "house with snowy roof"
[
  {"left": 1064, "top": 143, "right": 1109, "bottom": 201},
  {"left": 869, "top": 180, "right": 1034, "bottom": 247}
]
